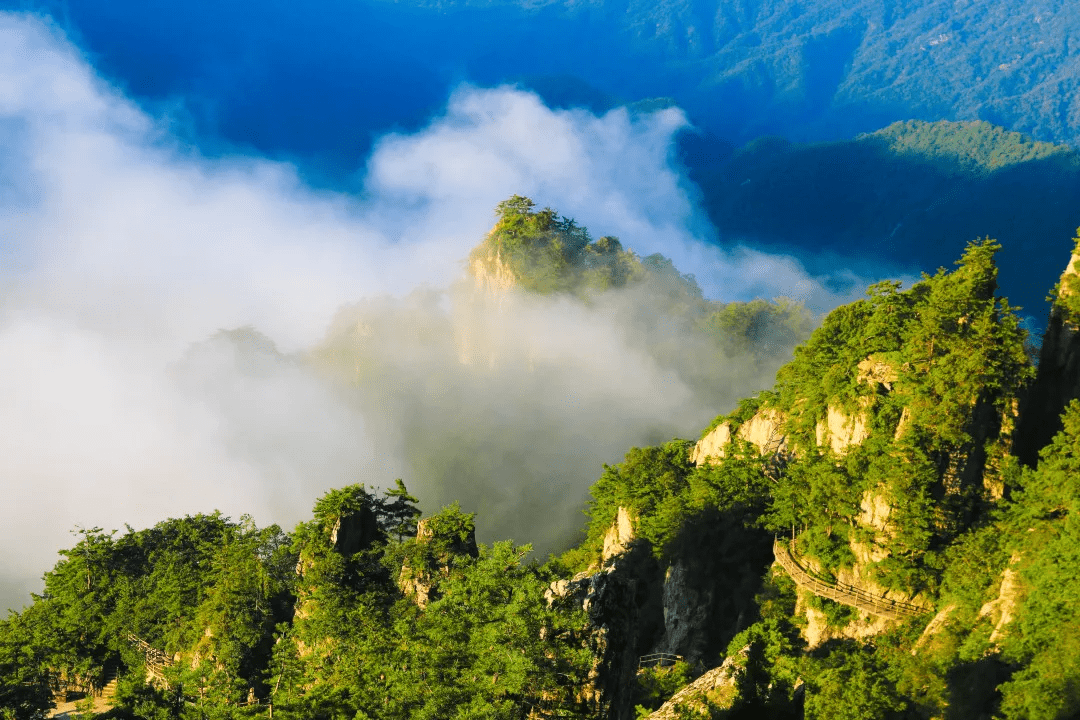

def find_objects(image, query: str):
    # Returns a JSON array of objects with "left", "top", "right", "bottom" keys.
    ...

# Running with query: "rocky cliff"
[
  {"left": 1017, "top": 246, "right": 1080, "bottom": 465},
  {"left": 398, "top": 513, "right": 479, "bottom": 607}
]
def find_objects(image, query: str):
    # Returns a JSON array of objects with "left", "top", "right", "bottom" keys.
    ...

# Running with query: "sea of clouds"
[{"left": 0, "top": 13, "right": 888, "bottom": 610}]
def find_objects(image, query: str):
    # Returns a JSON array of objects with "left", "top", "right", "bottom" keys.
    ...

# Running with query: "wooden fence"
[
  {"left": 127, "top": 633, "right": 175, "bottom": 679},
  {"left": 772, "top": 539, "right": 926, "bottom": 621},
  {"left": 638, "top": 653, "right": 685, "bottom": 670}
]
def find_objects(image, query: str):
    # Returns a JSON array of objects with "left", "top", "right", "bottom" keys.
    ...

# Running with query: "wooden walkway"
[
  {"left": 127, "top": 634, "right": 175, "bottom": 682},
  {"left": 773, "top": 539, "right": 926, "bottom": 621}
]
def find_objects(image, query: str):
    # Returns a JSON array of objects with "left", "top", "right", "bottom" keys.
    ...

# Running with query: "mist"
[{"left": 0, "top": 13, "right": 896, "bottom": 611}]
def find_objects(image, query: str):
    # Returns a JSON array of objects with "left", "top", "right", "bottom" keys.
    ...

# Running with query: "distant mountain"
[
  {"left": 32, "top": 0, "right": 1080, "bottom": 190},
  {"left": 685, "top": 119, "right": 1080, "bottom": 325},
  {"left": 384, "top": 0, "right": 1080, "bottom": 149}
]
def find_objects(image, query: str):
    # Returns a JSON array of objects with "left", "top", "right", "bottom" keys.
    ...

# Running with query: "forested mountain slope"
[
  {"left": 39, "top": 0, "right": 1080, "bottom": 190},
  {"left": 687, "top": 119, "right": 1080, "bottom": 322},
  {"left": 381, "top": 0, "right": 1080, "bottom": 151},
  {"left": 7, "top": 206, "right": 1080, "bottom": 720}
]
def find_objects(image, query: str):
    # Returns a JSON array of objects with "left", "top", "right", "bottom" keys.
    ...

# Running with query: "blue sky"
[
  {"left": 0, "top": 9, "right": 889, "bottom": 610},
  {"left": 12, "top": 0, "right": 667, "bottom": 188}
]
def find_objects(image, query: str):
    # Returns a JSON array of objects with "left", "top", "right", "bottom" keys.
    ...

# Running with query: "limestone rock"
[
  {"left": 546, "top": 564, "right": 640, "bottom": 719},
  {"left": 644, "top": 649, "right": 745, "bottom": 719},
  {"left": 796, "top": 585, "right": 893, "bottom": 649},
  {"left": 814, "top": 401, "right": 871, "bottom": 455},
  {"left": 978, "top": 553, "right": 1022, "bottom": 646},
  {"left": 470, "top": 250, "right": 519, "bottom": 295},
  {"left": 329, "top": 504, "right": 381, "bottom": 557},
  {"left": 690, "top": 422, "right": 731, "bottom": 464},
  {"left": 858, "top": 491, "right": 893, "bottom": 535},
  {"left": 399, "top": 516, "right": 479, "bottom": 608},
  {"left": 692, "top": 408, "right": 786, "bottom": 466},
  {"left": 912, "top": 604, "right": 957, "bottom": 655},
  {"left": 601, "top": 507, "right": 636, "bottom": 563},
  {"left": 655, "top": 562, "right": 712, "bottom": 664},
  {"left": 1017, "top": 251, "right": 1080, "bottom": 464},
  {"left": 857, "top": 355, "right": 899, "bottom": 390},
  {"left": 738, "top": 408, "right": 787, "bottom": 454},
  {"left": 894, "top": 406, "right": 912, "bottom": 440}
]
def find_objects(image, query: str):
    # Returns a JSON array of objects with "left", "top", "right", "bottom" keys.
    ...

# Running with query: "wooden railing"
[
  {"left": 638, "top": 653, "right": 684, "bottom": 670},
  {"left": 773, "top": 539, "right": 926, "bottom": 621},
  {"left": 127, "top": 634, "right": 175, "bottom": 679}
]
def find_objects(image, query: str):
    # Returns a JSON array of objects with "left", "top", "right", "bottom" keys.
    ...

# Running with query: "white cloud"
[{"left": 0, "top": 13, "right": 886, "bottom": 610}]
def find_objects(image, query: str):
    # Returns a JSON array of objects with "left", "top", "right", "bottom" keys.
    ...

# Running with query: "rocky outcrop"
[
  {"left": 978, "top": 553, "right": 1022, "bottom": 646},
  {"left": 294, "top": 502, "right": 384, "bottom": 623},
  {"left": 601, "top": 507, "right": 636, "bottom": 564},
  {"left": 399, "top": 516, "right": 479, "bottom": 608},
  {"left": 694, "top": 356, "right": 902, "bottom": 465},
  {"left": 691, "top": 408, "right": 786, "bottom": 464},
  {"left": 643, "top": 649, "right": 746, "bottom": 719},
  {"left": 739, "top": 408, "right": 787, "bottom": 454},
  {"left": 858, "top": 491, "right": 893, "bottom": 536},
  {"left": 857, "top": 355, "right": 899, "bottom": 390},
  {"left": 776, "top": 536, "right": 930, "bottom": 649},
  {"left": 329, "top": 504, "right": 381, "bottom": 557},
  {"left": 912, "top": 604, "right": 957, "bottom": 654},
  {"left": 547, "top": 564, "right": 642, "bottom": 720},
  {"left": 814, "top": 401, "right": 871, "bottom": 456},
  {"left": 798, "top": 586, "right": 895, "bottom": 649},
  {"left": 1017, "top": 252, "right": 1080, "bottom": 466},
  {"left": 654, "top": 562, "right": 712, "bottom": 664},
  {"left": 470, "top": 249, "right": 519, "bottom": 295},
  {"left": 689, "top": 423, "right": 731, "bottom": 464}
]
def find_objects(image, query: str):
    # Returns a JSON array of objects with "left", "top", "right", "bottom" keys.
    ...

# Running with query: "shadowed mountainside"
[{"left": 684, "top": 119, "right": 1080, "bottom": 324}]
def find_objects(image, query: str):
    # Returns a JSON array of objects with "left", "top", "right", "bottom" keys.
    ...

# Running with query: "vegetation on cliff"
[{"left": 9, "top": 203, "right": 1080, "bottom": 720}]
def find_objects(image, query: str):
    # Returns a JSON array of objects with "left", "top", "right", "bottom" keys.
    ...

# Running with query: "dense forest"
[
  {"left": 38, "top": 0, "right": 1080, "bottom": 187},
  {"left": 6, "top": 197, "right": 1080, "bottom": 720}
]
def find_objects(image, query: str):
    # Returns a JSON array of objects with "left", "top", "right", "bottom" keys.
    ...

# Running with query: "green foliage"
[
  {"left": 803, "top": 642, "right": 908, "bottom": 720},
  {"left": 474, "top": 194, "right": 644, "bottom": 296},
  {"left": 720, "top": 618, "right": 804, "bottom": 716},
  {"left": 272, "top": 533, "right": 591, "bottom": 720},
  {"left": 472, "top": 195, "right": 817, "bottom": 402},
  {"left": 570, "top": 439, "right": 771, "bottom": 568},
  {"left": 0, "top": 212, "right": 1072, "bottom": 720},
  {"left": 703, "top": 298, "right": 816, "bottom": 362},
  {"left": 989, "top": 400, "right": 1080, "bottom": 719},
  {"left": 0, "top": 610, "right": 53, "bottom": 719},
  {"left": 763, "top": 239, "right": 1031, "bottom": 589},
  {"left": 633, "top": 661, "right": 693, "bottom": 715}
]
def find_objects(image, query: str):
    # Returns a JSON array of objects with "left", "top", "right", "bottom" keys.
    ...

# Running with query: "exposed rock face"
[
  {"left": 547, "top": 565, "right": 642, "bottom": 720},
  {"left": 399, "top": 516, "right": 479, "bottom": 608},
  {"left": 894, "top": 406, "right": 913, "bottom": 440},
  {"left": 978, "top": 553, "right": 1022, "bottom": 646},
  {"left": 644, "top": 649, "right": 745, "bottom": 719},
  {"left": 695, "top": 356, "right": 900, "bottom": 466},
  {"left": 1017, "top": 253, "right": 1080, "bottom": 465},
  {"left": 470, "top": 250, "right": 519, "bottom": 295},
  {"left": 790, "top": 539, "right": 931, "bottom": 649},
  {"left": 691, "top": 408, "right": 786, "bottom": 465},
  {"left": 814, "top": 401, "right": 871, "bottom": 455},
  {"left": 329, "top": 504, "right": 381, "bottom": 557},
  {"left": 655, "top": 562, "right": 712, "bottom": 663},
  {"left": 798, "top": 586, "right": 894, "bottom": 649},
  {"left": 689, "top": 422, "right": 731, "bottom": 464},
  {"left": 294, "top": 504, "right": 384, "bottom": 624},
  {"left": 913, "top": 604, "right": 957, "bottom": 654},
  {"left": 601, "top": 507, "right": 636, "bottom": 564},
  {"left": 739, "top": 408, "right": 787, "bottom": 453},
  {"left": 858, "top": 491, "right": 893, "bottom": 536},
  {"left": 857, "top": 355, "right": 899, "bottom": 390},
  {"left": 414, "top": 515, "right": 479, "bottom": 556}
]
